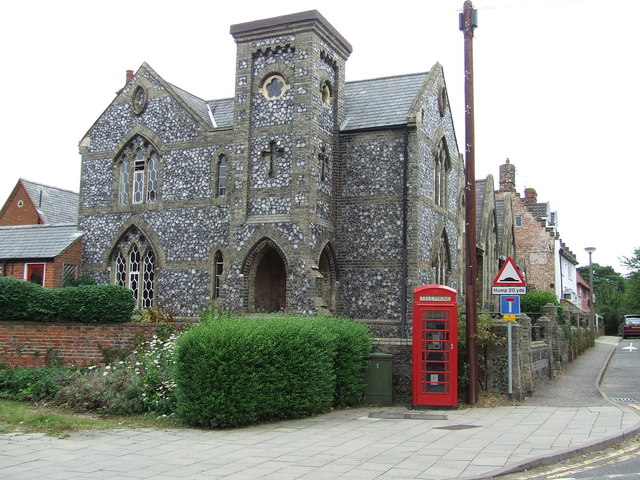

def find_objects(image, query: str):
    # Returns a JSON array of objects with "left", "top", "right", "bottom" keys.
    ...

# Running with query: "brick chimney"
[
  {"left": 498, "top": 158, "right": 516, "bottom": 192},
  {"left": 524, "top": 187, "right": 538, "bottom": 204},
  {"left": 126, "top": 70, "right": 134, "bottom": 85}
]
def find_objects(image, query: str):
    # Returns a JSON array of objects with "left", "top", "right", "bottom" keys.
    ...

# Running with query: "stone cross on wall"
[{"left": 262, "top": 141, "right": 284, "bottom": 178}]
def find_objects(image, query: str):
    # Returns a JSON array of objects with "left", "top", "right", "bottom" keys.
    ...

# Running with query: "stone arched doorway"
[{"left": 247, "top": 241, "right": 287, "bottom": 313}]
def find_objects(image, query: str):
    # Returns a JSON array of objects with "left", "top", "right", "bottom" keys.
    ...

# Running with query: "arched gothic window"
[
  {"left": 113, "top": 228, "right": 156, "bottom": 309},
  {"left": 118, "top": 136, "right": 159, "bottom": 205},
  {"left": 319, "top": 147, "right": 329, "bottom": 183},
  {"left": 216, "top": 155, "right": 227, "bottom": 198},
  {"left": 434, "top": 138, "right": 451, "bottom": 207},
  {"left": 434, "top": 230, "right": 451, "bottom": 285},
  {"left": 213, "top": 250, "right": 224, "bottom": 299}
]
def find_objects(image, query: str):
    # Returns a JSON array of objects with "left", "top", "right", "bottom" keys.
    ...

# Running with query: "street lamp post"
[{"left": 585, "top": 247, "right": 596, "bottom": 338}]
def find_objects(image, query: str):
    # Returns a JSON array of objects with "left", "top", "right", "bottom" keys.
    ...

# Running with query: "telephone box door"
[{"left": 412, "top": 285, "right": 458, "bottom": 407}]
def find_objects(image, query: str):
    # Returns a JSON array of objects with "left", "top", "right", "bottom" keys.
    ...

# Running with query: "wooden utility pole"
[{"left": 460, "top": 0, "right": 478, "bottom": 405}]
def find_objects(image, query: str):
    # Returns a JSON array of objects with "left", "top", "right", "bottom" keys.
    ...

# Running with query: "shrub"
[
  {"left": 521, "top": 289, "right": 559, "bottom": 313},
  {"left": 312, "top": 317, "right": 372, "bottom": 407},
  {"left": 51, "top": 328, "right": 178, "bottom": 415},
  {"left": 53, "top": 365, "right": 145, "bottom": 414},
  {"left": 250, "top": 315, "right": 373, "bottom": 407},
  {"left": 0, "top": 279, "right": 135, "bottom": 323},
  {"left": 130, "top": 333, "right": 178, "bottom": 415},
  {"left": 62, "top": 274, "right": 96, "bottom": 287},
  {"left": 0, "top": 277, "right": 55, "bottom": 321},
  {"left": 175, "top": 316, "right": 338, "bottom": 428},
  {"left": 53, "top": 285, "right": 135, "bottom": 323},
  {"left": 0, "top": 367, "right": 78, "bottom": 401}
]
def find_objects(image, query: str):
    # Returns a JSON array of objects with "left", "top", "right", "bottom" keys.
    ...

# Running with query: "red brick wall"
[
  {"left": 0, "top": 183, "right": 41, "bottom": 226},
  {"left": 510, "top": 194, "right": 556, "bottom": 292},
  {"left": 0, "top": 321, "right": 183, "bottom": 368}
]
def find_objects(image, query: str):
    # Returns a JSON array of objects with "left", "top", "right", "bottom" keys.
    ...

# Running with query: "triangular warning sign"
[{"left": 493, "top": 257, "right": 526, "bottom": 286}]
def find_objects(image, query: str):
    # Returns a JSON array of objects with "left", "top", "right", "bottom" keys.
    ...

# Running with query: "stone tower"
[{"left": 222, "top": 11, "right": 352, "bottom": 314}]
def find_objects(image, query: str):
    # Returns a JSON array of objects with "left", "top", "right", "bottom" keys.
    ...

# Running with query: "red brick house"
[
  {"left": 0, "top": 179, "right": 82, "bottom": 287},
  {"left": 495, "top": 160, "right": 579, "bottom": 306}
]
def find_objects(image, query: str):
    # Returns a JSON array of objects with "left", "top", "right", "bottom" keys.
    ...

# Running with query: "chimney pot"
[{"left": 524, "top": 187, "right": 537, "bottom": 203}]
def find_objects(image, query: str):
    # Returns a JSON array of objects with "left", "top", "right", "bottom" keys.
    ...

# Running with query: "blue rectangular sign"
[{"left": 500, "top": 295, "right": 521, "bottom": 315}]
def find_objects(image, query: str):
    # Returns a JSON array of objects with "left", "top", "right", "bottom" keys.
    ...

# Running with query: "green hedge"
[
  {"left": 54, "top": 285, "right": 135, "bottom": 323},
  {"left": 0, "top": 277, "right": 55, "bottom": 321},
  {"left": 174, "top": 316, "right": 372, "bottom": 428},
  {"left": 0, "top": 277, "right": 135, "bottom": 323}
]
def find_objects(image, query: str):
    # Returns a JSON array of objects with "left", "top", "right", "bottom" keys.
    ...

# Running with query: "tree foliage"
[
  {"left": 578, "top": 263, "right": 626, "bottom": 334},
  {"left": 521, "top": 289, "right": 559, "bottom": 313},
  {"left": 622, "top": 247, "right": 640, "bottom": 314}
]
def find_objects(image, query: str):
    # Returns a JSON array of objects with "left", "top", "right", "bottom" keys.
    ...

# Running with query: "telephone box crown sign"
[{"left": 493, "top": 257, "right": 526, "bottom": 287}]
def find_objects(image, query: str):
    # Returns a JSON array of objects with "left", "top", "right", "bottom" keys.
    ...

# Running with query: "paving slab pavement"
[{"left": 2, "top": 336, "right": 639, "bottom": 480}]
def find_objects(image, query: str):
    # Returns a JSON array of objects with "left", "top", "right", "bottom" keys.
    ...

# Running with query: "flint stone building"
[{"left": 78, "top": 10, "right": 465, "bottom": 331}]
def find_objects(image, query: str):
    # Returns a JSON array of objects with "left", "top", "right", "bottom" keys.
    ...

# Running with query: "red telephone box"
[{"left": 412, "top": 285, "right": 458, "bottom": 408}]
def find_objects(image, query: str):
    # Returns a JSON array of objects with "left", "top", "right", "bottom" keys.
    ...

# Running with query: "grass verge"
[{"left": 0, "top": 400, "right": 182, "bottom": 436}]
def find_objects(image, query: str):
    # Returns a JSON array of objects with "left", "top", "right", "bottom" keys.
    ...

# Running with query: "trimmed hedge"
[
  {"left": 174, "top": 316, "right": 372, "bottom": 428},
  {"left": 0, "top": 277, "right": 135, "bottom": 323},
  {"left": 0, "top": 277, "right": 54, "bottom": 321},
  {"left": 54, "top": 285, "right": 135, "bottom": 323}
]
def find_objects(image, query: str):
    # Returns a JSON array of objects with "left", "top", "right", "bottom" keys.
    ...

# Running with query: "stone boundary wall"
[
  {"left": 0, "top": 321, "right": 186, "bottom": 368},
  {"left": 485, "top": 304, "right": 594, "bottom": 400}
]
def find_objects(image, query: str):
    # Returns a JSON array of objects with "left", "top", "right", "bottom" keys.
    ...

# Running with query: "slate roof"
[
  {"left": 0, "top": 224, "right": 82, "bottom": 260},
  {"left": 173, "top": 71, "right": 430, "bottom": 132},
  {"left": 21, "top": 179, "right": 79, "bottom": 224},
  {"left": 206, "top": 98, "right": 234, "bottom": 128},
  {"left": 170, "top": 83, "right": 214, "bottom": 128},
  {"left": 342, "top": 73, "right": 429, "bottom": 131},
  {"left": 527, "top": 202, "right": 549, "bottom": 220}
]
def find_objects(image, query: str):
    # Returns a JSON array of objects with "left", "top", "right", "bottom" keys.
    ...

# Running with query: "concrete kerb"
[
  {"left": 463, "top": 337, "right": 640, "bottom": 480},
  {"left": 596, "top": 336, "right": 622, "bottom": 405},
  {"left": 463, "top": 420, "right": 640, "bottom": 480}
]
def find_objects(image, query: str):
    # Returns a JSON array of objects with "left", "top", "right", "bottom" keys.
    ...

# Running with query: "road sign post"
[
  {"left": 493, "top": 260, "right": 525, "bottom": 401},
  {"left": 507, "top": 321, "right": 513, "bottom": 400}
]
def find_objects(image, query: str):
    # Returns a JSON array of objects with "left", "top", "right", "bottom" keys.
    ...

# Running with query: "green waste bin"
[{"left": 364, "top": 352, "right": 393, "bottom": 405}]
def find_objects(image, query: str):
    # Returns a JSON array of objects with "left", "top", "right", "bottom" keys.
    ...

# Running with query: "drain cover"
[
  {"left": 610, "top": 397, "right": 637, "bottom": 404},
  {"left": 434, "top": 424, "right": 481, "bottom": 430},
  {"left": 368, "top": 412, "right": 447, "bottom": 420}
]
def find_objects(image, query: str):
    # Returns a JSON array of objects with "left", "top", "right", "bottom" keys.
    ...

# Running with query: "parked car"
[{"left": 622, "top": 314, "right": 640, "bottom": 339}]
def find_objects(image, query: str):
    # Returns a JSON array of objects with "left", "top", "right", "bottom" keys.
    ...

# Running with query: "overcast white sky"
[{"left": 0, "top": 0, "right": 637, "bottom": 273}]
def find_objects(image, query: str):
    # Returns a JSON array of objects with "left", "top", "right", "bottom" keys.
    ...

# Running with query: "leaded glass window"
[
  {"left": 214, "top": 250, "right": 223, "bottom": 299},
  {"left": 119, "top": 160, "right": 130, "bottom": 204},
  {"left": 117, "top": 136, "right": 160, "bottom": 205},
  {"left": 216, "top": 155, "right": 227, "bottom": 198},
  {"left": 112, "top": 228, "right": 156, "bottom": 309},
  {"left": 434, "top": 231, "right": 451, "bottom": 285},
  {"left": 434, "top": 138, "right": 451, "bottom": 207}
]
